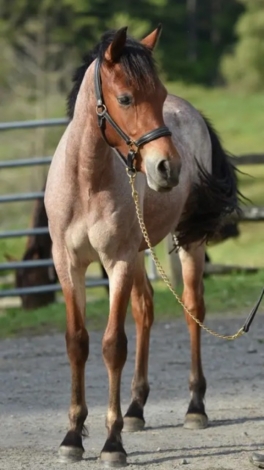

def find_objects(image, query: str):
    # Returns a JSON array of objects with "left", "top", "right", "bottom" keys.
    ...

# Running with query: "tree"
[{"left": 221, "top": 0, "right": 264, "bottom": 90}]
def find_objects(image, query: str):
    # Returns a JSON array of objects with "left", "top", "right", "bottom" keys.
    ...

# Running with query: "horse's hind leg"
[
  {"left": 123, "top": 252, "right": 154, "bottom": 432},
  {"left": 52, "top": 247, "right": 89, "bottom": 462},
  {"left": 178, "top": 242, "right": 208, "bottom": 430}
]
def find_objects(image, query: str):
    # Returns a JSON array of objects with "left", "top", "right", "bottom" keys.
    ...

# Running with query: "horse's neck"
[{"left": 67, "top": 92, "right": 111, "bottom": 188}]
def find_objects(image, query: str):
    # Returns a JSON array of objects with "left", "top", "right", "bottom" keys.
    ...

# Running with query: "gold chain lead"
[{"left": 127, "top": 170, "right": 244, "bottom": 341}]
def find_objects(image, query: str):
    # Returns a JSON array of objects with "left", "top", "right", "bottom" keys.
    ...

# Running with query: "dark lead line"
[{"left": 242, "top": 287, "right": 264, "bottom": 333}]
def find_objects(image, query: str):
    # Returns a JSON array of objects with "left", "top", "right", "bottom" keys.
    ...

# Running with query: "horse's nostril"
[{"left": 157, "top": 159, "right": 169, "bottom": 178}]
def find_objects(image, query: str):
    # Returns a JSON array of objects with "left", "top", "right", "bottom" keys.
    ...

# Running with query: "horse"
[{"left": 45, "top": 26, "right": 240, "bottom": 466}]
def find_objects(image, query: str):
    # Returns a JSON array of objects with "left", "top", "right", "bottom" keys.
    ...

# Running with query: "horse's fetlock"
[{"left": 132, "top": 381, "right": 150, "bottom": 405}]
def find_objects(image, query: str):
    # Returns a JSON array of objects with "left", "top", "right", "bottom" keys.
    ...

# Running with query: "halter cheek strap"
[{"left": 94, "top": 59, "right": 172, "bottom": 172}]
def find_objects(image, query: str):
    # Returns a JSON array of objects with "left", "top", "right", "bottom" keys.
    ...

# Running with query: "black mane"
[{"left": 67, "top": 30, "right": 157, "bottom": 120}]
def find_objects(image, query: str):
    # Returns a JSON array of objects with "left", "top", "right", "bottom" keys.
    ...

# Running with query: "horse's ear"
[
  {"left": 105, "top": 27, "right": 128, "bottom": 63},
  {"left": 141, "top": 24, "right": 162, "bottom": 51}
]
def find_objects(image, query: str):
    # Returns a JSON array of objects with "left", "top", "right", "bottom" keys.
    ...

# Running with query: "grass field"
[
  {"left": 0, "top": 82, "right": 263, "bottom": 337},
  {"left": 0, "top": 270, "right": 263, "bottom": 338}
]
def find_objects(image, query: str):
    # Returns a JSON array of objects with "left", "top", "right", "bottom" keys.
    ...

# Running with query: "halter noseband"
[{"left": 94, "top": 59, "right": 172, "bottom": 173}]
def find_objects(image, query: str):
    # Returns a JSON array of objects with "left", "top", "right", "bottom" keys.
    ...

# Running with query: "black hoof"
[
  {"left": 100, "top": 437, "right": 127, "bottom": 468},
  {"left": 58, "top": 430, "right": 84, "bottom": 463},
  {"left": 123, "top": 400, "right": 145, "bottom": 432}
]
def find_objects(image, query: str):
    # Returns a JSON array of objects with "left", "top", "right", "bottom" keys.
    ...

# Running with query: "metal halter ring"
[
  {"left": 96, "top": 104, "right": 107, "bottom": 117},
  {"left": 128, "top": 141, "right": 139, "bottom": 154}
]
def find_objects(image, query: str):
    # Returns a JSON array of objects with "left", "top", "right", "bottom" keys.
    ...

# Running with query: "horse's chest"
[{"left": 142, "top": 190, "right": 185, "bottom": 244}]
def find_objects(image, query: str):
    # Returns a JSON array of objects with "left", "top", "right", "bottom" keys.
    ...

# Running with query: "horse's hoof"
[
  {"left": 58, "top": 430, "right": 84, "bottom": 463},
  {"left": 184, "top": 413, "right": 208, "bottom": 430},
  {"left": 100, "top": 451, "right": 127, "bottom": 467},
  {"left": 250, "top": 452, "right": 264, "bottom": 468},
  {"left": 123, "top": 416, "right": 145, "bottom": 432},
  {"left": 58, "top": 445, "right": 84, "bottom": 463}
]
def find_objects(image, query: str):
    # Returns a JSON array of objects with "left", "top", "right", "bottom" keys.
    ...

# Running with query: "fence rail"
[
  {"left": 0, "top": 157, "right": 52, "bottom": 169},
  {"left": 0, "top": 227, "right": 49, "bottom": 239},
  {"left": 0, "top": 118, "right": 68, "bottom": 131},
  {"left": 0, "top": 117, "right": 263, "bottom": 300},
  {"left": 230, "top": 154, "right": 264, "bottom": 165}
]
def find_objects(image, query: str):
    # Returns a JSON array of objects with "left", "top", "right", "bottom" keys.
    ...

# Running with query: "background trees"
[
  {"left": 2, "top": 0, "right": 261, "bottom": 93},
  {"left": 221, "top": 0, "right": 264, "bottom": 91}
]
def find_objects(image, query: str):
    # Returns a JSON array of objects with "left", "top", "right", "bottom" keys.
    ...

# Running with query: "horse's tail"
[
  {"left": 203, "top": 116, "right": 239, "bottom": 204},
  {"left": 176, "top": 114, "right": 242, "bottom": 248}
]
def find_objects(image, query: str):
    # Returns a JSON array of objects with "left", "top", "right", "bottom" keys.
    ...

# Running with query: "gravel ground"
[{"left": 0, "top": 313, "right": 264, "bottom": 470}]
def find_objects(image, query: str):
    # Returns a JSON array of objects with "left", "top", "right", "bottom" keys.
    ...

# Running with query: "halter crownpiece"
[{"left": 94, "top": 59, "right": 172, "bottom": 172}]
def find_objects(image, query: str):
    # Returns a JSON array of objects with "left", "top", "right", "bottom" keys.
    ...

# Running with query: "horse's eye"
[{"left": 117, "top": 94, "right": 132, "bottom": 106}]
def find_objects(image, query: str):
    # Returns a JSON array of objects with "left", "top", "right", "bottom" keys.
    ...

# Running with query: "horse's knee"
[
  {"left": 102, "top": 328, "right": 127, "bottom": 369},
  {"left": 66, "top": 327, "right": 89, "bottom": 365}
]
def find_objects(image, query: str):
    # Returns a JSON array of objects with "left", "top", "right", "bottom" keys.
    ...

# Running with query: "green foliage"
[
  {"left": 221, "top": 0, "right": 264, "bottom": 90},
  {"left": 0, "top": 0, "right": 245, "bottom": 87}
]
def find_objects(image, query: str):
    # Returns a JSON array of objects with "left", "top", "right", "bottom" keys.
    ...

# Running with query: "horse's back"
[{"left": 163, "top": 94, "right": 212, "bottom": 176}]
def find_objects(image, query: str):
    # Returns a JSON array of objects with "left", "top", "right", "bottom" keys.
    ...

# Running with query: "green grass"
[
  {"left": 0, "top": 270, "right": 263, "bottom": 338},
  {"left": 167, "top": 82, "right": 264, "bottom": 154}
]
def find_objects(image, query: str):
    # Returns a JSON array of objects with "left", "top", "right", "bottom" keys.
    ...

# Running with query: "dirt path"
[{"left": 0, "top": 314, "right": 264, "bottom": 470}]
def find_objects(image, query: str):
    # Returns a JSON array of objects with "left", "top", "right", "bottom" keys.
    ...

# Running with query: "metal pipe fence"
[
  {"left": 2, "top": 117, "right": 262, "bottom": 299},
  {"left": 0, "top": 117, "right": 157, "bottom": 299}
]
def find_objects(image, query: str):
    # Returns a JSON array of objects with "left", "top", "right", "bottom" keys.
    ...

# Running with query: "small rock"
[
  {"left": 156, "top": 447, "right": 161, "bottom": 452},
  {"left": 180, "top": 458, "right": 188, "bottom": 465},
  {"left": 247, "top": 346, "right": 257, "bottom": 354}
]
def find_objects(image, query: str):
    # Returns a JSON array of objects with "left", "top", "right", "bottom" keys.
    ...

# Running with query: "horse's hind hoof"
[
  {"left": 58, "top": 445, "right": 84, "bottom": 463},
  {"left": 123, "top": 416, "right": 145, "bottom": 432},
  {"left": 58, "top": 430, "right": 84, "bottom": 462},
  {"left": 184, "top": 413, "right": 208, "bottom": 430},
  {"left": 250, "top": 452, "right": 264, "bottom": 468},
  {"left": 100, "top": 451, "right": 127, "bottom": 467}
]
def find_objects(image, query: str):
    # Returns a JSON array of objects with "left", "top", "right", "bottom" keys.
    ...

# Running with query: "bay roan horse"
[{"left": 45, "top": 26, "right": 240, "bottom": 466}]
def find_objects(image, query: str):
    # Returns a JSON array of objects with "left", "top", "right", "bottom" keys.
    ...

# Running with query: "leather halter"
[{"left": 94, "top": 59, "right": 172, "bottom": 173}]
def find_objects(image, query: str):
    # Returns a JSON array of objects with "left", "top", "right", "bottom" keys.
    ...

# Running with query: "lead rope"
[{"left": 127, "top": 169, "right": 247, "bottom": 341}]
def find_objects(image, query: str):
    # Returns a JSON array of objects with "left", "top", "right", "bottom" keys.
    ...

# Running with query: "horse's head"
[{"left": 95, "top": 26, "right": 181, "bottom": 192}]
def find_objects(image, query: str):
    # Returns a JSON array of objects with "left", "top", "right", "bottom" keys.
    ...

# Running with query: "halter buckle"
[{"left": 127, "top": 149, "right": 137, "bottom": 173}]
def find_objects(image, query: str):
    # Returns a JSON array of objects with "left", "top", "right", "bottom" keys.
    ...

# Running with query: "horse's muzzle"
[{"left": 145, "top": 156, "right": 181, "bottom": 192}]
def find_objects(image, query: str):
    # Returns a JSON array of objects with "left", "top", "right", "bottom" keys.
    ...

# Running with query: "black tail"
[{"left": 176, "top": 115, "right": 242, "bottom": 248}]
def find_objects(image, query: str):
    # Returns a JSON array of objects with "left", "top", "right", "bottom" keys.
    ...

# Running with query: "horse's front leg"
[
  {"left": 123, "top": 252, "right": 154, "bottom": 432},
  {"left": 52, "top": 246, "right": 89, "bottom": 462},
  {"left": 179, "top": 242, "right": 208, "bottom": 430},
  {"left": 100, "top": 257, "right": 136, "bottom": 467}
]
